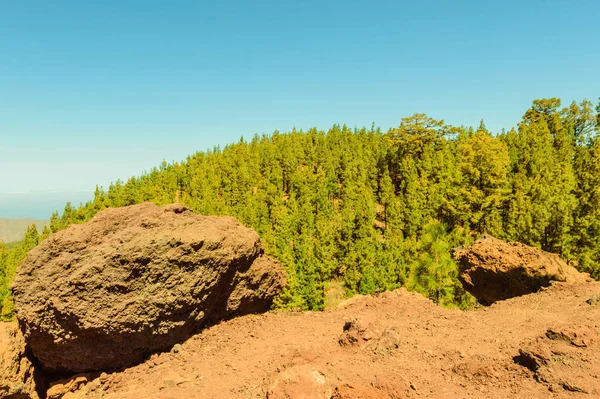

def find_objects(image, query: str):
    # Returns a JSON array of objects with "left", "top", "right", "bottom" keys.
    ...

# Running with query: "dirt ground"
[{"left": 48, "top": 281, "right": 600, "bottom": 399}]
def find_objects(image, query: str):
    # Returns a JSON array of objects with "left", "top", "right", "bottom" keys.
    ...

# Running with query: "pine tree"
[
  {"left": 453, "top": 129, "right": 510, "bottom": 234},
  {"left": 408, "top": 219, "right": 458, "bottom": 307},
  {"left": 2, "top": 98, "right": 598, "bottom": 313},
  {"left": 379, "top": 169, "right": 395, "bottom": 230}
]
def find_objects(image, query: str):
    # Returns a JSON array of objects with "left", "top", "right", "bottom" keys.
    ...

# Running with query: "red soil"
[{"left": 47, "top": 281, "right": 600, "bottom": 398}]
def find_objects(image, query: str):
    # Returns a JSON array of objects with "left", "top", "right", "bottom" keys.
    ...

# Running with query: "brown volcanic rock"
[
  {"left": 516, "top": 326, "right": 600, "bottom": 394},
  {"left": 454, "top": 235, "right": 587, "bottom": 305},
  {"left": 0, "top": 322, "right": 44, "bottom": 399},
  {"left": 11, "top": 203, "right": 285, "bottom": 373}
]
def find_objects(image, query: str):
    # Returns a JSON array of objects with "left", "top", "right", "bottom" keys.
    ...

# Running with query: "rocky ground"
[
  {"left": 4, "top": 205, "right": 600, "bottom": 398},
  {"left": 43, "top": 281, "right": 600, "bottom": 398}
]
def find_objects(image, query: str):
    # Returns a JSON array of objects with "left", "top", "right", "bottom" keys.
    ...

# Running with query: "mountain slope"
[
  {"left": 0, "top": 219, "right": 46, "bottom": 243},
  {"left": 2, "top": 97, "right": 599, "bottom": 319},
  {"left": 45, "top": 281, "right": 600, "bottom": 398}
]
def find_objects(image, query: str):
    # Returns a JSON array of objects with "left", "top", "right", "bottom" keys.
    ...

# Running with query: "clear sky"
[{"left": 1, "top": 0, "right": 599, "bottom": 219}]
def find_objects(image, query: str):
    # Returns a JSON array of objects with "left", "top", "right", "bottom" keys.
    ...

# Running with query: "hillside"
[
  {"left": 3, "top": 184, "right": 600, "bottom": 399},
  {"left": 0, "top": 219, "right": 47, "bottom": 244},
  {"left": 40, "top": 281, "right": 600, "bottom": 398},
  {"left": 1, "top": 97, "right": 599, "bottom": 320},
  {"left": 4, "top": 221, "right": 599, "bottom": 398}
]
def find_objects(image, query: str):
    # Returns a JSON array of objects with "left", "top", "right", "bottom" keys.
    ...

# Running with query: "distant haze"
[
  {"left": 0, "top": 218, "right": 47, "bottom": 243},
  {"left": 0, "top": 191, "right": 94, "bottom": 220}
]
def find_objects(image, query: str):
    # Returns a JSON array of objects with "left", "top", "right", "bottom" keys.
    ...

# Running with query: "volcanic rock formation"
[
  {"left": 0, "top": 322, "right": 43, "bottom": 399},
  {"left": 11, "top": 203, "right": 285, "bottom": 373},
  {"left": 453, "top": 235, "right": 588, "bottom": 305}
]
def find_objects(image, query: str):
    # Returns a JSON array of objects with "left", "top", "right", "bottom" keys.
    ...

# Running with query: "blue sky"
[{"left": 1, "top": 0, "right": 599, "bottom": 219}]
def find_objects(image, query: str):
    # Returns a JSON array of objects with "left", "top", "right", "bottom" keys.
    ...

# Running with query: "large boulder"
[
  {"left": 453, "top": 235, "right": 588, "bottom": 305},
  {"left": 11, "top": 203, "right": 285, "bottom": 373},
  {"left": 0, "top": 323, "right": 44, "bottom": 399}
]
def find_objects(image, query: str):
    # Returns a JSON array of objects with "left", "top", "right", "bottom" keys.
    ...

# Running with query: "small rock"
[
  {"left": 587, "top": 294, "right": 600, "bottom": 306},
  {"left": 47, "top": 375, "right": 89, "bottom": 399},
  {"left": 338, "top": 318, "right": 382, "bottom": 348},
  {"left": 267, "top": 365, "right": 332, "bottom": 399},
  {"left": 546, "top": 326, "right": 596, "bottom": 348},
  {"left": 371, "top": 327, "right": 401, "bottom": 355},
  {"left": 515, "top": 340, "right": 551, "bottom": 371}
]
